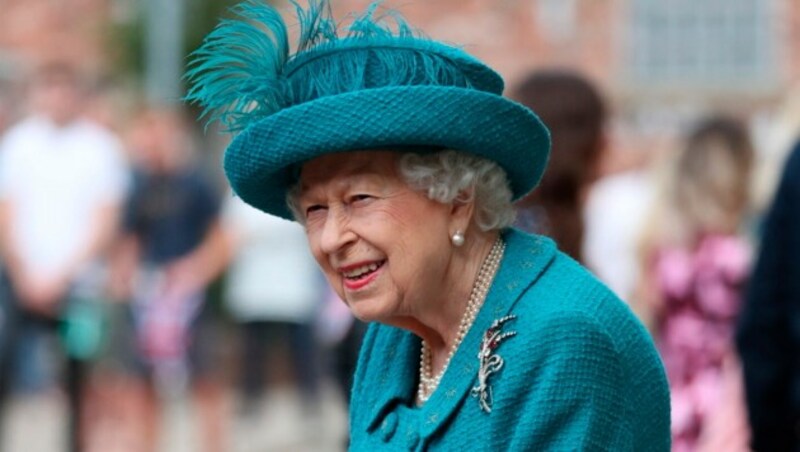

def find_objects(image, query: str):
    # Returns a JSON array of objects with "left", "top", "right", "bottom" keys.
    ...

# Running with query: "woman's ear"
[{"left": 449, "top": 187, "right": 476, "bottom": 234}]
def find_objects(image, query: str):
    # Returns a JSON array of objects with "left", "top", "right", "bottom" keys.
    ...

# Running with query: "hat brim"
[{"left": 224, "top": 85, "right": 550, "bottom": 220}]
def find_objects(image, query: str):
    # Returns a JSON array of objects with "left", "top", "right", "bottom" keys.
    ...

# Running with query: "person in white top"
[
  {"left": 222, "top": 196, "right": 324, "bottom": 420},
  {"left": 223, "top": 196, "right": 321, "bottom": 323},
  {"left": 0, "top": 62, "right": 128, "bottom": 452},
  {"left": 583, "top": 170, "right": 655, "bottom": 305}
]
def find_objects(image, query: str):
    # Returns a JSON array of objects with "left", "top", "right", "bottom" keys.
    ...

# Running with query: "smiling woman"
[
  {"left": 186, "top": 0, "right": 670, "bottom": 450},
  {"left": 296, "top": 151, "right": 475, "bottom": 333}
]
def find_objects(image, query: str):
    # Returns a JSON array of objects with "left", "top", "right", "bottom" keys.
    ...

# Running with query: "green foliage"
[
  {"left": 185, "top": 0, "right": 244, "bottom": 64},
  {"left": 108, "top": 0, "right": 267, "bottom": 80},
  {"left": 105, "top": 7, "right": 144, "bottom": 77}
]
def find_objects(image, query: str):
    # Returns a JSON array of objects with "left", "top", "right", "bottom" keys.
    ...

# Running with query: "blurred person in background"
[
  {"left": 582, "top": 126, "right": 658, "bottom": 307},
  {"left": 511, "top": 70, "right": 655, "bottom": 312},
  {"left": 736, "top": 137, "right": 800, "bottom": 451},
  {"left": 0, "top": 62, "right": 129, "bottom": 452},
  {"left": 221, "top": 196, "right": 323, "bottom": 435},
  {"left": 108, "top": 108, "right": 227, "bottom": 452},
  {"left": 316, "top": 285, "right": 366, "bottom": 413},
  {"left": 511, "top": 70, "right": 606, "bottom": 263},
  {"left": 639, "top": 116, "right": 754, "bottom": 451}
]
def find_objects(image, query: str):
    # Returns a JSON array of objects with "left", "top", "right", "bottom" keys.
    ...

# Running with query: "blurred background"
[{"left": 0, "top": 0, "right": 798, "bottom": 451}]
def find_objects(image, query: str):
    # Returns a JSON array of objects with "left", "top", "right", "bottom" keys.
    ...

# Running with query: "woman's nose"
[{"left": 319, "top": 207, "right": 356, "bottom": 254}]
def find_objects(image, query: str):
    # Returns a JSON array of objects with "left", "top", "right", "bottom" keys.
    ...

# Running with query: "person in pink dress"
[{"left": 639, "top": 116, "right": 755, "bottom": 451}]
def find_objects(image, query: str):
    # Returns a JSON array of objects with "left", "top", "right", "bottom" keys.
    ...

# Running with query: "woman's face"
[{"left": 298, "top": 151, "right": 456, "bottom": 324}]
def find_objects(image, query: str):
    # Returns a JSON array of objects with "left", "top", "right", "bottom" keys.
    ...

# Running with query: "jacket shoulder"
[{"left": 504, "top": 251, "right": 670, "bottom": 451}]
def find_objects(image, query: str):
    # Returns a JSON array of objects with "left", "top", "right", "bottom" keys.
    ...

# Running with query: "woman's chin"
[
  {"left": 346, "top": 297, "right": 394, "bottom": 324},
  {"left": 348, "top": 304, "right": 382, "bottom": 323}
]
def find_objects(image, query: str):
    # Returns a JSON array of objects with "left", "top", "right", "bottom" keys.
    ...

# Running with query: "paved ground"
[{"left": 1, "top": 383, "right": 348, "bottom": 452}]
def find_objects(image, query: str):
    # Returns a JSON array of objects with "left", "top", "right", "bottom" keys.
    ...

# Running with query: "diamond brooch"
[{"left": 470, "top": 315, "right": 517, "bottom": 413}]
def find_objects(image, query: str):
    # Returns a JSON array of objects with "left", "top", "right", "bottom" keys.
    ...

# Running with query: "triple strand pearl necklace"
[{"left": 417, "top": 236, "right": 506, "bottom": 405}]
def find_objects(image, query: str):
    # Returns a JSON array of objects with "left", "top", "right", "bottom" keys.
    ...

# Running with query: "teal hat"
[{"left": 186, "top": 0, "right": 550, "bottom": 220}]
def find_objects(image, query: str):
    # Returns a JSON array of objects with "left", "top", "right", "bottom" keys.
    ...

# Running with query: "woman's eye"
[
  {"left": 350, "top": 194, "right": 373, "bottom": 204},
  {"left": 305, "top": 205, "right": 326, "bottom": 216}
]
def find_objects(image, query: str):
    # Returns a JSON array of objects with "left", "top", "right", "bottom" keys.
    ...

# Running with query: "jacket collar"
[{"left": 363, "top": 229, "right": 558, "bottom": 436}]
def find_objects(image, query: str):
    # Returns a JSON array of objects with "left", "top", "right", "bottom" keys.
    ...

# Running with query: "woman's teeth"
[{"left": 343, "top": 261, "right": 382, "bottom": 279}]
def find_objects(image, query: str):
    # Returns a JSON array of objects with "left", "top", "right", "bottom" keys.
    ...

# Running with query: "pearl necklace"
[{"left": 417, "top": 237, "right": 505, "bottom": 404}]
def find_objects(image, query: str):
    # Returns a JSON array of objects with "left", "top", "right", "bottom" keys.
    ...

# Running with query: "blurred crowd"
[
  {"left": 0, "top": 53, "right": 798, "bottom": 452},
  {"left": 0, "top": 63, "right": 360, "bottom": 452}
]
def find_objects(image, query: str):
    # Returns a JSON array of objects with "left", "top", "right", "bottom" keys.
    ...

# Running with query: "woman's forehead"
[{"left": 299, "top": 150, "right": 401, "bottom": 189}]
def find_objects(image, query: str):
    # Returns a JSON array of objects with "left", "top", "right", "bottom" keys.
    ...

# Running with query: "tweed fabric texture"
[
  {"left": 226, "top": 85, "right": 549, "bottom": 219},
  {"left": 349, "top": 229, "right": 671, "bottom": 451}
]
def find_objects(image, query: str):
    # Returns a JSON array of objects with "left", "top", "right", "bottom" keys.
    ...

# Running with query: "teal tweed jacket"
[{"left": 349, "top": 229, "right": 670, "bottom": 451}]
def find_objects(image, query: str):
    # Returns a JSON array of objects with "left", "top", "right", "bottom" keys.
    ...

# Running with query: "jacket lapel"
[
  {"left": 360, "top": 229, "right": 557, "bottom": 439},
  {"left": 417, "top": 229, "right": 556, "bottom": 438}
]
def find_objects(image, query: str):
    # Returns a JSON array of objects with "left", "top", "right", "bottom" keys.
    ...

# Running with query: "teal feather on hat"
[
  {"left": 185, "top": 1, "right": 290, "bottom": 131},
  {"left": 185, "top": 0, "right": 500, "bottom": 133}
]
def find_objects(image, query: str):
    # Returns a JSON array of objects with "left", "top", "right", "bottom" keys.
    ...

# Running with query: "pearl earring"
[{"left": 451, "top": 230, "right": 465, "bottom": 247}]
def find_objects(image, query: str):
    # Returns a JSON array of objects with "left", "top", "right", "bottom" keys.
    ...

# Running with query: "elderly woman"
[{"left": 187, "top": 1, "right": 670, "bottom": 450}]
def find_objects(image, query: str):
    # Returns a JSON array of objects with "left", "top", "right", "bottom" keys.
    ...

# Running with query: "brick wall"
[
  {"left": 788, "top": 0, "right": 800, "bottom": 84},
  {"left": 332, "top": 0, "right": 619, "bottom": 94},
  {"left": 334, "top": 0, "right": 799, "bottom": 104},
  {"left": 0, "top": 0, "right": 110, "bottom": 75},
  {"left": 0, "top": 0, "right": 797, "bottom": 106}
]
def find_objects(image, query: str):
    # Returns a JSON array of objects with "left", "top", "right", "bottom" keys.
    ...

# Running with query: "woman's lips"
[{"left": 341, "top": 260, "right": 385, "bottom": 291}]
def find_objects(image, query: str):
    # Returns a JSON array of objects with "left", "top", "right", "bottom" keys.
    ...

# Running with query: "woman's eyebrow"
[{"left": 298, "top": 177, "right": 357, "bottom": 200}]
